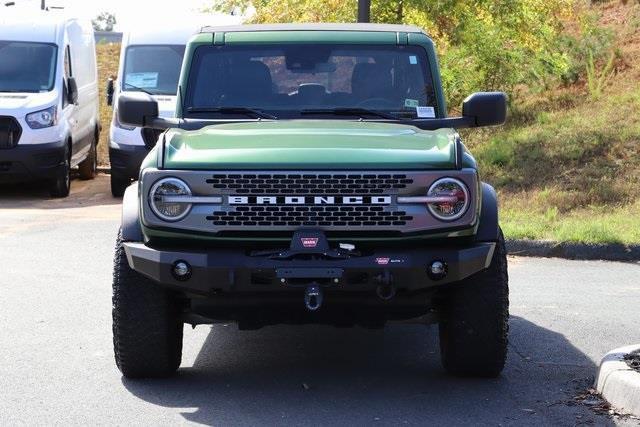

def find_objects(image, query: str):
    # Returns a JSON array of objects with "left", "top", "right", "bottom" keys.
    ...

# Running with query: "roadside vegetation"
[
  {"left": 96, "top": 42, "right": 120, "bottom": 166},
  {"left": 97, "top": 1, "right": 640, "bottom": 244}
]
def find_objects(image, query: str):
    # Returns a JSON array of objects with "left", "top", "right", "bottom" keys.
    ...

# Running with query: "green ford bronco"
[{"left": 112, "top": 23, "right": 508, "bottom": 379}]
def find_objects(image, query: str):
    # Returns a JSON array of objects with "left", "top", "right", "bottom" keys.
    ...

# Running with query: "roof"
[
  {"left": 201, "top": 23, "right": 426, "bottom": 34},
  {"left": 0, "top": 11, "right": 68, "bottom": 43}
]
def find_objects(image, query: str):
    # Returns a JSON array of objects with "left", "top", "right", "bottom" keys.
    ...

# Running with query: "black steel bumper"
[
  {"left": 0, "top": 140, "right": 65, "bottom": 183},
  {"left": 109, "top": 144, "right": 148, "bottom": 180},
  {"left": 123, "top": 241, "right": 496, "bottom": 296}
]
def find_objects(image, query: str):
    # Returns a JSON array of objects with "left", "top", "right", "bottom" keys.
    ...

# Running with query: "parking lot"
[{"left": 1, "top": 175, "right": 639, "bottom": 426}]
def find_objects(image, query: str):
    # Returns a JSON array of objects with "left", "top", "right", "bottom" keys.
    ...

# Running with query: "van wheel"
[
  {"left": 112, "top": 229, "right": 183, "bottom": 378},
  {"left": 438, "top": 229, "right": 509, "bottom": 377},
  {"left": 49, "top": 145, "right": 71, "bottom": 198},
  {"left": 111, "top": 172, "right": 130, "bottom": 198},
  {"left": 79, "top": 137, "right": 97, "bottom": 180}
]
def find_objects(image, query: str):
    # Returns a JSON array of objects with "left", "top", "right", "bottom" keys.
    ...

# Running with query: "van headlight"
[
  {"left": 149, "top": 177, "right": 192, "bottom": 221},
  {"left": 26, "top": 106, "right": 57, "bottom": 129},
  {"left": 426, "top": 178, "right": 470, "bottom": 221}
]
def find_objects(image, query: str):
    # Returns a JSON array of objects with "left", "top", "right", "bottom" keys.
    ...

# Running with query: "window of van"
[
  {"left": 123, "top": 45, "right": 185, "bottom": 95},
  {"left": 0, "top": 41, "right": 57, "bottom": 93}
]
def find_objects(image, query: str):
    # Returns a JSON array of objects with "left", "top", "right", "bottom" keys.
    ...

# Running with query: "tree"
[{"left": 92, "top": 12, "right": 117, "bottom": 32}]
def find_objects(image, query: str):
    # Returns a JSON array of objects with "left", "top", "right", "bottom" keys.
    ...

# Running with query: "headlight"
[
  {"left": 149, "top": 177, "right": 192, "bottom": 221},
  {"left": 26, "top": 106, "right": 57, "bottom": 129},
  {"left": 426, "top": 178, "right": 470, "bottom": 221}
]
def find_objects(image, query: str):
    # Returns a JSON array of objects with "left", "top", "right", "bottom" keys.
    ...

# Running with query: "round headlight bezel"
[
  {"left": 426, "top": 177, "right": 470, "bottom": 221},
  {"left": 149, "top": 177, "right": 192, "bottom": 222}
]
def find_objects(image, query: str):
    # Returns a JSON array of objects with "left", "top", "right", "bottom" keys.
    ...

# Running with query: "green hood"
[{"left": 163, "top": 120, "right": 458, "bottom": 170}]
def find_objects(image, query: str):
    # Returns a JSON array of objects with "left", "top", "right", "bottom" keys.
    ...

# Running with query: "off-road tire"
[
  {"left": 110, "top": 172, "right": 130, "bottom": 198},
  {"left": 438, "top": 229, "right": 509, "bottom": 377},
  {"left": 49, "top": 144, "right": 70, "bottom": 198},
  {"left": 78, "top": 136, "right": 97, "bottom": 180},
  {"left": 112, "top": 230, "right": 183, "bottom": 378}
]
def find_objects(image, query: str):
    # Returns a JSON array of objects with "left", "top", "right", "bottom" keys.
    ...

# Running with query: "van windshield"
[
  {"left": 123, "top": 45, "right": 186, "bottom": 96},
  {"left": 0, "top": 41, "right": 57, "bottom": 93},
  {"left": 184, "top": 44, "right": 438, "bottom": 119}
]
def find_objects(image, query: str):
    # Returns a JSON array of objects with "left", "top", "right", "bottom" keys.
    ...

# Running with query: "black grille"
[
  {"left": 205, "top": 173, "right": 414, "bottom": 195},
  {"left": 0, "top": 116, "right": 21, "bottom": 149},
  {"left": 206, "top": 206, "right": 413, "bottom": 227},
  {"left": 141, "top": 128, "right": 163, "bottom": 149}
]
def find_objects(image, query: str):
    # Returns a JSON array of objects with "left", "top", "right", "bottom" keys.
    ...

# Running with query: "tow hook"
[
  {"left": 304, "top": 284, "right": 323, "bottom": 311},
  {"left": 375, "top": 270, "right": 396, "bottom": 301}
]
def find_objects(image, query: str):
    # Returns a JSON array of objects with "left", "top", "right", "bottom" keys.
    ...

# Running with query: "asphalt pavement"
[{"left": 1, "top": 175, "right": 639, "bottom": 426}]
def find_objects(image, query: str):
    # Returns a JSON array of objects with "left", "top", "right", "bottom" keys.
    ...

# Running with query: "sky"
[{"left": 4, "top": 0, "right": 239, "bottom": 31}]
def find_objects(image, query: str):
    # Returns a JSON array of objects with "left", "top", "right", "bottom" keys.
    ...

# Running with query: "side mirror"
[
  {"left": 118, "top": 91, "right": 158, "bottom": 128},
  {"left": 106, "top": 78, "right": 115, "bottom": 107},
  {"left": 67, "top": 77, "right": 79, "bottom": 105},
  {"left": 462, "top": 92, "right": 507, "bottom": 127}
]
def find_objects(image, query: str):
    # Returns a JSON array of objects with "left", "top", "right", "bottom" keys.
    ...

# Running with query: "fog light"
[
  {"left": 172, "top": 260, "right": 192, "bottom": 281},
  {"left": 428, "top": 260, "right": 447, "bottom": 280}
]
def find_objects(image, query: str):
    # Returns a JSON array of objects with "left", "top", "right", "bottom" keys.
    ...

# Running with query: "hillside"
[{"left": 464, "top": 1, "right": 640, "bottom": 244}]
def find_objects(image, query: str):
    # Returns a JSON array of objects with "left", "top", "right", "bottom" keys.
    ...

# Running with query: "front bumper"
[
  {"left": 0, "top": 140, "right": 65, "bottom": 183},
  {"left": 123, "top": 241, "right": 495, "bottom": 296},
  {"left": 109, "top": 143, "right": 148, "bottom": 180}
]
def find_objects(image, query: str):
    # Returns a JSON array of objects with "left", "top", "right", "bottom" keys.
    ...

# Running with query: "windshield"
[
  {"left": 123, "top": 44, "right": 186, "bottom": 95},
  {"left": 185, "top": 44, "right": 438, "bottom": 119},
  {"left": 0, "top": 41, "right": 57, "bottom": 93}
]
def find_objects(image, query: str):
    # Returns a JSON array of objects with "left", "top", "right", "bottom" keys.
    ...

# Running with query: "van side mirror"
[
  {"left": 118, "top": 92, "right": 158, "bottom": 128},
  {"left": 106, "top": 78, "right": 115, "bottom": 107},
  {"left": 67, "top": 77, "right": 79, "bottom": 105},
  {"left": 461, "top": 92, "right": 507, "bottom": 127}
]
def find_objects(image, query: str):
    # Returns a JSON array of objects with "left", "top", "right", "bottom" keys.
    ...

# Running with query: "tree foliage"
[
  {"left": 210, "top": 0, "right": 575, "bottom": 107},
  {"left": 92, "top": 12, "right": 117, "bottom": 32}
]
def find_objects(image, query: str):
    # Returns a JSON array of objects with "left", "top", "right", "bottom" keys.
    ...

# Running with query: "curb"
[
  {"left": 596, "top": 345, "right": 640, "bottom": 416},
  {"left": 506, "top": 240, "right": 640, "bottom": 262}
]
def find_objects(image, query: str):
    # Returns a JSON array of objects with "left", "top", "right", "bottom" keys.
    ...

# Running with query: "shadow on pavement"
[
  {"left": 0, "top": 173, "right": 121, "bottom": 210},
  {"left": 121, "top": 316, "right": 613, "bottom": 426}
]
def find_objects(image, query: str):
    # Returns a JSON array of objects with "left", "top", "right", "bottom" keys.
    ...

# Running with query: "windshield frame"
[
  {"left": 182, "top": 43, "right": 439, "bottom": 120},
  {"left": 0, "top": 40, "right": 58, "bottom": 93},
  {"left": 122, "top": 44, "right": 186, "bottom": 96}
]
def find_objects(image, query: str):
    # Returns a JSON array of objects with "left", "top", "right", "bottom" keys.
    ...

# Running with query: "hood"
[
  {"left": 163, "top": 120, "right": 458, "bottom": 170},
  {"left": 153, "top": 95, "right": 177, "bottom": 119},
  {"left": 0, "top": 91, "right": 59, "bottom": 117}
]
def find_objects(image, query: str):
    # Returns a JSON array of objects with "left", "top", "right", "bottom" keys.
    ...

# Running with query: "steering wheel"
[{"left": 356, "top": 98, "right": 398, "bottom": 109}]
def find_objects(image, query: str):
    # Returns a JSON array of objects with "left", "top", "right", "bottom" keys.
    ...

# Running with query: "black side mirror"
[
  {"left": 67, "top": 77, "right": 79, "bottom": 105},
  {"left": 118, "top": 92, "right": 159, "bottom": 128},
  {"left": 106, "top": 78, "right": 115, "bottom": 107},
  {"left": 462, "top": 92, "right": 507, "bottom": 127}
]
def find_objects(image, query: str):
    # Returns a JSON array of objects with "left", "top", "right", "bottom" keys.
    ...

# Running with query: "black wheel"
[
  {"left": 112, "top": 229, "right": 183, "bottom": 378},
  {"left": 110, "top": 172, "right": 130, "bottom": 198},
  {"left": 78, "top": 135, "right": 97, "bottom": 180},
  {"left": 49, "top": 144, "right": 70, "bottom": 198},
  {"left": 438, "top": 229, "right": 509, "bottom": 377}
]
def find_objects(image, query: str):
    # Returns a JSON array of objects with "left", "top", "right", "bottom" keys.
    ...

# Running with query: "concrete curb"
[
  {"left": 596, "top": 344, "right": 640, "bottom": 416},
  {"left": 506, "top": 240, "right": 640, "bottom": 262}
]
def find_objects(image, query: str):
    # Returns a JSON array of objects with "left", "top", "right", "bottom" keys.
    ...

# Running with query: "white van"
[
  {"left": 107, "top": 15, "right": 242, "bottom": 197},
  {"left": 0, "top": 10, "right": 99, "bottom": 197},
  {"left": 106, "top": 25, "right": 198, "bottom": 197}
]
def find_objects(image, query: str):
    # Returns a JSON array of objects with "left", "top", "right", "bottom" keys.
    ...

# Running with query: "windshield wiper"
[
  {"left": 300, "top": 107, "right": 399, "bottom": 120},
  {"left": 123, "top": 83, "right": 156, "bottom": 96},
  {"left": 187, "top": 107, "right": 277, "bottom": 120}
]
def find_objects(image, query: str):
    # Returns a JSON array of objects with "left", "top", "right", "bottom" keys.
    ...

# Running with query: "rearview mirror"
[
  {"left": 117, "top": 92, "right": 158, "bottom": 128},
  {"left": 106, "top": 78, "right": 115, "bottom": 107},
  {"left": 461, "top": 92, "right": 507, "bottom": 127},
  {"left": 67, "top": 77, "right": 78, "bottom": 105}
]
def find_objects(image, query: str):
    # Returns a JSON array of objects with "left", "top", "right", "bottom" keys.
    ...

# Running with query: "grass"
[{"left": 96, "top": 42, "right": 121, "bottom": 166}]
